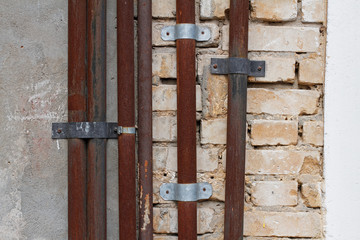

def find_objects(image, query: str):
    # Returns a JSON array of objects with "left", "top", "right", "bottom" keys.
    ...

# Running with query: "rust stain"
[{"left": 144, "top": 160, "right": 148, "bottom": 173}]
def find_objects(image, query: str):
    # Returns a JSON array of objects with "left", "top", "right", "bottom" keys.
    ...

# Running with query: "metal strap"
[
  {"left": 161, "top": 24, "right": 211, "bottom": 41},
  {"left": 52, "top": 122, "right": 137, "bottom": 139},
  {"left": 211, "top": 57, "right": 266, "bottom": 77},
  {"left": 52, "top": 122, "right": 118, "bottom": 139},
  {"left": 160, "top": 183, "right": 213, "bottom": 202}
]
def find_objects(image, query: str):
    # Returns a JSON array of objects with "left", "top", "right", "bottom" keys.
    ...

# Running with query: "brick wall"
[{"left": 151, "top": 0, "right": 326, "bottom": 239}]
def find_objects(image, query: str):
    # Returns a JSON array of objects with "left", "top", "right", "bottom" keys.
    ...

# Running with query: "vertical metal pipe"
[
  {"left": 176, "top": 1, "right": 197, "bottom": 239},
  {"left": 86, "top": 0, "right": 107, "bottom": 239},
  {"left": 68, "top": 1, "right": 87, "bottom": 239},
  {"left": 117, "top": 0, "right": 137, "bottom": 239},
  {"left": 224, "top": 0, "right": 249, "bottom": 239},
  {"left": 138, "top": 0, "right": 153, "bottom": 239}
]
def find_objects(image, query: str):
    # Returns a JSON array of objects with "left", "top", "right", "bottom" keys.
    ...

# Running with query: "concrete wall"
[
  {"left": 0, "top": 1, "right": 68, "bottom": 239},
  {"left": 0, "top": 1, "right": 120, "bottom": 239},
  {"left": 324, "top": 0, "right": 360, "bottom": 239}
]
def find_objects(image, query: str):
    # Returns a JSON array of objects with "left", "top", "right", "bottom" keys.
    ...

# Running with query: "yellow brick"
[
  {"left": 251, "top": 120, "right": 298, "bottom": 146},
  {"left": 303, "top": 121, "right": 324, "bottom": 146}
]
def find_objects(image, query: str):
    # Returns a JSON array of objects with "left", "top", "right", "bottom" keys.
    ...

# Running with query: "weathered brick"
[
  {"left": 245, "top": 150, "right": 320, "bottom": 175},
  {"left": 152, "top": 0, "right": 176, "bottom": 18},
  {"left": 153, "top": 85, "right": 177, "bottom": 111},
  {"left": 200, "top": 205, "right": 224, "bottom": 234},
  {"left": 245, "top": 238, "right": 322, "bottom": 240},
  {"left": 251, "top": 181, "right": 298, "bottom": 206},
  {"left": 197, "top": 147, "right": 220, "bottom": 172},
  {"left": 200, "top": 118, "right": 249, "bottom": 145},
  {"left": 154, "top": 236, "right": 178, "bottom": 240},
  {"left": 200, "top": 0, "right": 230, "bottom": 19},
  {"left": 298, "top": 174, "right": 323, "bottom": 184},
  {"left": 302, "top": 0, "right": 326, "bottom": 23},
  {"left": 153, "top": 208, "right": 178, "bottom": 233},
  {"left": 153, "top": 146, "right": 177, "bottom": 171},
  {"left": 153, "top": 21, "right": 220, "bottom": 47},
  {"left": 201, "top": 118, "right": 227, "bottom": 144},
  {"left": 198, "top": 208, "right": 216, "bottom": 234},
  {"left": 152, "top": 85, "right": 202, "bottom": 111},
  {"left": 198, "top": 233, "right": 224, "bottom": 240},
  {"left": 248, "top": 89, "right": 320, "bottom": 115},
  {"left": 153, "top": 207, "right": 223, "bottom": 234},
  {"left": 223, "top": 25, "right": 320, "bottom": 52},
  {"left": 153, "top": 49, "right": 176, "bottom": 78},
  {"left": 202, "top": 78, "right": 319, "bottom": 117},
  {"left": 244, "top": 212, "right": 322, "bottom": 237},
  {"left": 301, "top": 182, "right": 322, "bottom": 208},
  {"left": 153, "top": 172, "right": 177, "bottom": 204},
  {"left": 248, "top": 53, "right": 296, "bottom": 83},
  {"left": 198, "top": 172, "right": 226, "bottom": 201},
  {"left": 303, "top": 121, "right": 324, "bottom": 146},
  {"left": 221, "top": 25, "right": 229, "bottom": 51},
  {"left": 153, "top": 115, "right": 177, "bottom": 142},
  {"left": 251, "top": 0, "right": 297, "bottom": 22},
  {"left": 299, "top": 57, "right": 325, "bottom": 85},
  {"left": 197, "top": 54, "right": 226, "bottom": 77},
  {"left": 251, "top": 120, "right": 298, "bottom": 146},
  {"left": 300, "top": 151, "right": 322, "bottom": 175},
  {"left": 153, "top": 146, "right": 219, "bottom": 172},
  {"left": 249, "top": 25, "right": 320, "bottom": 52},
  {"left": 201, "top": 61, "right": 228, "bottom": 117},
  {"left": 153, "top": 21, "right": 173, "bottom": 47}
]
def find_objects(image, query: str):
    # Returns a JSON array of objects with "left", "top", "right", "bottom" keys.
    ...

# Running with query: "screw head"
[
  {"left": 257, "top": 66, "right": 262, "bottom": 71},
  {"left": 213, "top": 64, "right": 218, "bottom": 69},
  {"left": 57, "top": 129, "right": 62, "bottom": 134}
]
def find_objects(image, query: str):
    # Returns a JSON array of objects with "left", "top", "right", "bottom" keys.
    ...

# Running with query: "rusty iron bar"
[
  {"left": 176, "top": 0, "right": 197, "bottom": 239},
  {"left": 86, "top": 0, "right": 107, "bottom": 239},
  {"left": 117, "top": 0, "right": 137, "bottom": 239},
  {"left": 68, "top": 0, "right": 87, "bottom": 239},
  {"left": 224, "top": 0, "right": 249, "bottom": 239},
  {"left": 138, "top": 0, "right": 153, "bottom": 238}
]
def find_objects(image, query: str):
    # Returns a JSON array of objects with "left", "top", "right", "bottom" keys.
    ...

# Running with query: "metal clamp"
[
  {"left": 211, "top": 57, "right": 266, "bottom": 77},
  {"left": 116, "top": 126, "right": 136, "bottom": 135},
  {"left": 161, "top": 24, "right": 211, "bottom": 42},
  {"left": 160, "top": 183, "right": 213, "bottom": 202},
  {"left": 52, "top": 122, "right": 118, "bottom": 139}
]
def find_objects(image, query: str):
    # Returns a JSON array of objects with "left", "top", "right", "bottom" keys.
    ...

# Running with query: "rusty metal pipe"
[
  {"left": 176, "top": 0, "right": 197, "bottom": 239},
  {"left": 117, "top": 0, "right": 137, "bottom": 239},
  {"left": 68, "top": 0, "right": 87, "bottom": 239},
  {"left": 224, "top": 0, "right": 249, "bottom": 239},
  {"left": 86, "top": 0, "right": 107, "bottom": 239},
  {"left": 138, "top": 0, "right": 153, "bottom": 238}
]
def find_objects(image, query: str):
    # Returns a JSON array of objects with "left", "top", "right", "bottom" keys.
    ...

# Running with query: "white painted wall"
[{"left": 325, "top": 1, "right": 360, "bottom": 239}]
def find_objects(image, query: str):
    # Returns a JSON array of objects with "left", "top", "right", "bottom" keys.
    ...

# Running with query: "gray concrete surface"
[{"left": 0, "top": 1, "right": 119, "bottom": 239}]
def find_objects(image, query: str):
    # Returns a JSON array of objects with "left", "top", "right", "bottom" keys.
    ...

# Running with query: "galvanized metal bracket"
[
  {"left": 52, "top": 122, "right": 132, "bottom": 139},
  {"left": 116, "top": 126, "right": 136, "bottom": 135},
  {"left": 210, "top": 57, "right": 266, "bottom": 77},
  {"left": 160, "top": 183, "right": 213, "bottom": 202},
  {"left": 161, "top": 24, "right": 211, "bottom": 42}
]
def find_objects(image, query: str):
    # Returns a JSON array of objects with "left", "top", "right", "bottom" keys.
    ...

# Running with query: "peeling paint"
[{"left": 141, "top": 194, "right": 151, "bottom": 230}]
